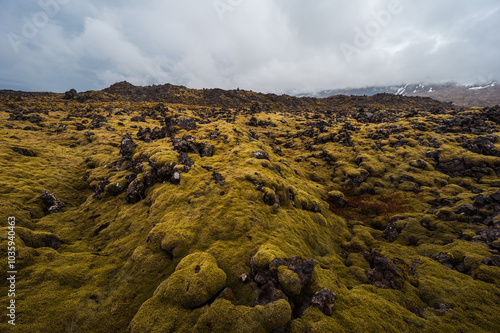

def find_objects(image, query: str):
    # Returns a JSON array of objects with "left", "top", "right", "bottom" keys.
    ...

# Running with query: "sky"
[{"left": 1, "top": 0, "right": 499, "bottom": 94}]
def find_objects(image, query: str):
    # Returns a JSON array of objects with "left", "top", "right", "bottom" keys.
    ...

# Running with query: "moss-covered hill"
[{"left": 1, "top": 83, "right": 499, "bottom": 332}]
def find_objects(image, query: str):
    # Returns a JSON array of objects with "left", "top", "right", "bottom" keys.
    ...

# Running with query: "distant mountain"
[{"left": 297, "top": 81, "right": 500, "bottom": 107}]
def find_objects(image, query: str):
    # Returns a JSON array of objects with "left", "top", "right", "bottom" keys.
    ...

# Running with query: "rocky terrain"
[
  {"left": 0, "top": 82, "right": 499, "bottom": 332},
  {"left": 300, "top": 81, "right": 500, "bottom": 107}
]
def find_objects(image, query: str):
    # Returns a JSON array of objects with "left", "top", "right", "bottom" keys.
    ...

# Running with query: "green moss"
[
  {"left": 192, "top": 298, "right": 291, "bottom": 332},
  {"left": 278, "top": 265, "right": 302, "bottom": 295},
  {"left": 1, "top": 89, "right": 500, "bottom": 332},
  {"left": 156, "top": 252, "right": 227, "bottom": 308}
]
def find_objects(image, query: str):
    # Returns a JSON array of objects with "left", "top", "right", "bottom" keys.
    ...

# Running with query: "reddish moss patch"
[{"left": 326, "top": 192, "right": 418, "bottom": 221}]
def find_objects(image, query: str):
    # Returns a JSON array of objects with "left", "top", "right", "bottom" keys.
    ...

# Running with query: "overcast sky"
[{"left": 1, "top": 0, "right": 499, "bottom": 93}]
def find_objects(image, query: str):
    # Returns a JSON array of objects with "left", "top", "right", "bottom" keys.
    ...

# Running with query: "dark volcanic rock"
[
  {"left": 383, "top": 220, "right": 399, "bottom": 242},
  {"left": 63, "top": 89, "right": 77, "bottom": 100},
  {"left": 120, "top": 134, "right": 137, "bottom": 159},
  {"left": 310, "top": 287, "right": 336, "bottom": 316},
  {"left": 249, "top": 256, "right": 317, "bottom": 307},
  {"left": 12, "top": 146, "right": 37, "bottom": 157},
  {"left": 212, "top": 172, "right": 224, "bottom": 186},
  {"left": 39, "top": 190, "right": 65, "bottom": 214},
  {"left": 462, "top": 135, "right": 500, "bottom": 156},
  {"left": 177, "top": 117, "right": 197, "bottom": 131},
  {"left": 126, "top": 179, "right": 145, "bottom": 204},
  {"left": 432, "top": 252, "right": 455, "bottom": 270},
  {"left": 173, "top": 135, "right": 206, "bottom": 156},
  {"left": 93, "top": 180, "right": 111, "bottom": 199},
  {"left": 365, "top": 251, "right": 410, "bottom": 290},
  {"left": 455, "top": 204, "right": 478, "bottom": 216},
  {"left": 474, "top": 228, "right": 500, "bottom": 250}
]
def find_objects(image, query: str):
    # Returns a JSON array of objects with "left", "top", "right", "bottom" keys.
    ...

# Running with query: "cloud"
[{"left": 0, "top": 0, "right": 499, "bottom": 93}]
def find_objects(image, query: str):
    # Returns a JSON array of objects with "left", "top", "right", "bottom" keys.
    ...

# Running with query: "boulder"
[{"left": 39, "top": 190, "right": 64, "bottom": 214}]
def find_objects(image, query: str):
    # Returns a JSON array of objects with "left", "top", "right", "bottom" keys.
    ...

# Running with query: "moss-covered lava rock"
[{"left": 0, "top": 83, "right": 499, "bottom": 332}]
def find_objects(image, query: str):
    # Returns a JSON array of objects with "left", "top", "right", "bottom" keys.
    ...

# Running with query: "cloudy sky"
[{"left": 1, "top": 0, "right": 499, "bottom": 93}]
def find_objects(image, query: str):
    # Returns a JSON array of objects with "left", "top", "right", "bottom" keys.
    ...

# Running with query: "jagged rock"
[
  {"left": 178, "top": 151, "right": 194, "bottom": 170},
  {"left": 249, "top": 253, "right": 317, "bottom": 308},
  {"left": 247, "top": 116, "right": 276, "bottom": 128},
  {"left": 462, "top": 135, "right": 500, "bottom": 156},
  {"left": 136, "top": 127, "right": 152, "bottom": 141},
  {"left": 310, "top": 287, "right": 336, "bottom": 316},
  {"left": 252, "top": 151, "right": 269, "bottom": 160},
  {"left": 383, "top": 220, "right": 399, "bottom": 242},
  {"left": 473, "top": 228, "right": 500, "bottom": 250},
  {"left": 254, "top": 281, "right": 289, "bottom": 306},
  {"left": 107, "top": 183, "right": 124, "bottom": 196},
  {"left": 39, "top": 190, "right": 65, "bottom": 214},
  {"left": 262, "top": 187, "right": 279, "bottom": 206},
  {"left": 433, "top": 252, "right": 455, "bottom": 270},
  {"left": 273, "top": 146, "right": 283, "bottom": 156},
  {"left": 203, "top": 145, "right": 214, "bottom": 157},
  {"left": 177, "top": 118, "right": 197, "bottom": 131},
  {"left": 365, "top": 251, "right": 410, "bottom": 290},
  {"left": 63, "top": 89, "right": 77, "bottom": 100},
  {"left": 120, "top": 134, "right": 137, "bottom": 159},
  {"left": 345, "top": 169, "right": 369, "bottom": 187},
  {"left": 455, "top": 204, "right": 477, "bottom": 216},
  {"left": 93, "top": 180, "right": 110, "bottom": 199},
  {"left": 481, "top": 256, "right": 500, "bottom": 267},
  {"left": 173, "top": 135, "right": 205, "bottom": 156},
  {"left": 126, "top": 179, "right": 145, "bottom": 204}
]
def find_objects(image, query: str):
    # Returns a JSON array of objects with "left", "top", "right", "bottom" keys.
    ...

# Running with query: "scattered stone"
[
  {"left": 12, "top": 146, "right": 37, "bottom": 157},
  {"left": 481, "top": 256, "right": 500, "bottom": 267},
  {"left": 365, "top": 251, "right": 411, "bottom": 290},
  {"left": 462, "top": 135, "right": 499, "bottom": 156},
  {"left": 383, "top": 220, "right": 399, "bottom": 242},
  {"left": 107, "top": 183, "right": 125, "bottom": 196},
  {"left": 432, "top": 252, "right": 455, "bottom": 270},
  {"left": 252, "top": 151, "right": 269, "bottom": 160},
  {"left": 212, "top": 172, "right": 224, "bottom": 186},
  {"left": 177, "top": 117, "right": 197, "bottom": 131},
  {"left": 473, "top": 228, "right": 500, "bottom": 250},
  {"left": 120, "top": 134, "right": 137, "bottom": 159},
  {"left": 126, "top": 179, "right": 145, "bottom": 204},
  {"left": 311, "top": 287, "right": 336, "bottom": 316},
  {"left": 455, "top": 204, "right": 477, "bottom": 216},
  {"left": 39, "top": 190, "right": 65, "bottom": 214}
]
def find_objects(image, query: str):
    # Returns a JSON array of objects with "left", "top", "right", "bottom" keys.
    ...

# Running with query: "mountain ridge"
[{"left": 297, "top": 81, "right": 500, "bottom": 107}]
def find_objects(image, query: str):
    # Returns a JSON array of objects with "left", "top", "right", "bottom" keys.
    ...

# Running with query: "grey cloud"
[{"left": 0, "top": 0, "right": 498, "bottom": 93}]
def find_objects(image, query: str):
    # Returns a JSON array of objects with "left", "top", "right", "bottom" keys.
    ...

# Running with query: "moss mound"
[{"left": 0, "top": 85, "right": 499, "bottom": 332}]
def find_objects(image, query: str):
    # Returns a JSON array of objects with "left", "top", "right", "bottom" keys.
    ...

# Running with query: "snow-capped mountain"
[{"left": 296, "top": 81, "right": 499, "bottom": 107}]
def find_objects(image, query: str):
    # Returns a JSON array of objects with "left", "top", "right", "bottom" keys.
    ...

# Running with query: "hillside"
[
  {"left": 1, "top": 83, "right": 500, "bottom": 332},
  {"left": 300, "top": 82, "right": 500, "bottom": 107}
]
